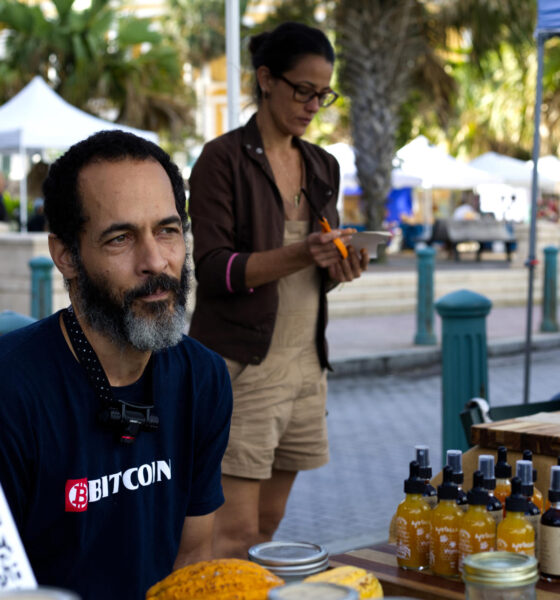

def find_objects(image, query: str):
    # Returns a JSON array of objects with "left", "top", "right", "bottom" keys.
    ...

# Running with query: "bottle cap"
[
  {"left": 415, "top": 445, "right": 432, "bottom": 479},
  {"left": 505, "top": 477, "right": 529, "bottom": 513},
  {"left": 467, "top": 471, "right": 490, "bottom": 506},
  {"left": 404, "top": 460, "right": 425, "bottom": 494},
  {"left": 438, "top": 465, "right": 458, "bottom": 501},
  {"left": 446, "top": 449, "right": 464, "bottom": 485},
  {"left": 478, "top": 455, "right": 496, "bottom": 490},
  {"left": 549, "top": 465, "right": 560, "bottom": 503},
  {"left": 495, "top": 446, "right": 512, "bottom": 479},
  {"left": 523, "top": 449, "right": 538, "bottom": 484},
  {"left": 516, "top": 460, "right": 534, "bottom": 497}
]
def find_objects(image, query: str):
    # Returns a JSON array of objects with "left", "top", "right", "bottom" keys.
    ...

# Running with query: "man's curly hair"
[{"left": 43, "top": 130, "right": 188, "bottom": 252}]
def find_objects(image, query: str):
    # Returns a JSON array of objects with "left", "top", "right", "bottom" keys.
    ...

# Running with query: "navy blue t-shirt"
[{"left": 0, "top": 311, "right": 232, "bottom": 600}]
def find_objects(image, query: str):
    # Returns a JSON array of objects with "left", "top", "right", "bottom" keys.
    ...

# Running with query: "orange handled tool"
[
  {"left": 319, "top": 216, "right": 348, "bottom": 259},
  {"left": 300, "top": 187, "right": 348, "bottom": 259}
]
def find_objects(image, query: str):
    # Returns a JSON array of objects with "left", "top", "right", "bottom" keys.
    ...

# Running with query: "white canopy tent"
[
  {"left": 325, "top": 142, "right": 423, "bottom": 218},
  {"left": 0, "top": 76, "right": 158, "bottom": 229},
  {"left": 396, "top": 136, "right": 502, "bottom": 190},
  {"left": 470, "top": 151, "right": 557, "bottom": 191}
]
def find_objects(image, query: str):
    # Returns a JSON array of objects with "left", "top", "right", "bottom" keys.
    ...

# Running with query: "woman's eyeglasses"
[{"left": 278, "top": 75, "right": 339, "bottom": 108}]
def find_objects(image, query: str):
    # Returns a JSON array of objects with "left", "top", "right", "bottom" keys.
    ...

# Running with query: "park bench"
[{"left": 428, "top": 217, "right": 516, "bottom": 261}]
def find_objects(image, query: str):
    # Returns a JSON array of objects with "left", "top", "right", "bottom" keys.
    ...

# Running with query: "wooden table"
[{"left": 331, "top": 542, "right": 560, "bottom": 599}]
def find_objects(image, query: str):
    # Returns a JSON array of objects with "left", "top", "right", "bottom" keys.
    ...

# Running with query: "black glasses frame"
[{"left": 278, "top": 75, "right": 339, "bottom": 108}]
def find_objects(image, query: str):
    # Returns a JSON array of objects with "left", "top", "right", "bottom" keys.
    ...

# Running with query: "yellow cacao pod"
[
  {"left": 304, "top": 566, "right": 383, "bottom": 598},
  {"left": 146, "top": 558, "right": 284, "bottom": 600}
]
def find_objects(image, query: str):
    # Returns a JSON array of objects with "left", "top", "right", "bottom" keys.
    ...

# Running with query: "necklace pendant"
[{"left": 294, "top": 192, "right": 301, "bottom": 208}]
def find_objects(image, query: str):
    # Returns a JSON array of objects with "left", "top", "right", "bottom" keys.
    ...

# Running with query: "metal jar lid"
[
  {"left": 249, "top": 541, "right": 329, "bottom": 578},
  {"left": 462, "top": 552, "right": 539, "bottom": 588},
  {"left": 268, "top": 582, "right": 359, "bottom": 599}
]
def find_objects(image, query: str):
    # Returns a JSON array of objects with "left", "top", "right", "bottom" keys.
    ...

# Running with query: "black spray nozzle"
[
  {"left": 516, "top": 460, "right": 534, "bottom": 497},
  {"left": 478, "top": 454, "right": 496, "bottom": 490},
  {"left": 506, "top": 476, "right": 529, "bottom": 513},
  {"left": 468, "top": 470, "right": 490, "bottom": 506},
  {"left": 523, "top": 449, "right": 538, "bottom": 484},
  {"left": 415, "top": 445, "right": 432, "bottom": 479},
  {"left": 549, "top": 465, "right": 560, "bottom": 503},
  {"left": 438, "top": 465, "right": 458, "bottom": 501},
  {"left": 495, "top": 446, "right": 512, "bottom": 479},
  {"left": 446, "top": 449, "right": 464, "bottom": 485},
  {"left": 404, "top": 460, "right": 426, "bottom": 495}
]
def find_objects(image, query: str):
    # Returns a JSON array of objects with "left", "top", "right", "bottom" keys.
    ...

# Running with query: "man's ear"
[{"left": 48, "top": 234, "right": 78, "bottom": 280}]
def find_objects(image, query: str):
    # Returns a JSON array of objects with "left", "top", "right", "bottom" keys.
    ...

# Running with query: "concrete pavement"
[{"left": 273, "top": 302, "right": 560, "bottom": 555}]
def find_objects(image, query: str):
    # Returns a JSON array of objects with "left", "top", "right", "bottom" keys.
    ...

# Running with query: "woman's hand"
[
  {"left": 306, "top": 229, "right": 355, "bottom": 268},
  {"left": 327, "top": 244, "right": 369, "bottom": 282}
]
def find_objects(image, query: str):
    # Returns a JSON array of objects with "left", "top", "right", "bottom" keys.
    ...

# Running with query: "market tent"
[
  {"left": 325, "top": 142, "right": 423, "bottom": 222},
  {"left": 470, "top": 151, "right": 556, "bottom": 191},
  {"left": 526, "top": 155, "right": 560, "bottom": 190},
  {"left": 0, "top": 76, "right": 158, "bottom": 228},
  {"left": 325, "top": 142, "right": 422, "bottom": 190},
  {"left": 396, "top": 136, "right": 501, "bottom": 190}
]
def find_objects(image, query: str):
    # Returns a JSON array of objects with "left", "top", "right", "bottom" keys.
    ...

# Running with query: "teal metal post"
[
  {"left": 29, "top": 256, "right": 54, "bottom": 319},
  {"left": 435, "top": 289, "right": 492, "bottom": 456},
  {"left": 540, "top": 246, "right": 559, "bottom": 332},
  {"left": 0, "top": 310, "right": 37, "bottom": 335},
  {"left": 414, "top": 246, "right": 437, "bottom": 345}
]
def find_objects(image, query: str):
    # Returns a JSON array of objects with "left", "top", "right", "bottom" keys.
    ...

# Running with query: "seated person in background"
[
  {"left": 27, "top": 198, "right": 47, "bottom": 231},
  {"left": 0, "top": 130, "right": 232, "bottom": 600},
  {"left": 453, "top": 190, "right": 480, "bottom": 220}
]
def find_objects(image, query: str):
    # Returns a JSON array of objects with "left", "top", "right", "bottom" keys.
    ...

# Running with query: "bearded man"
[{"left": 0, "top": 131, "right": 232, "bottom": 600}]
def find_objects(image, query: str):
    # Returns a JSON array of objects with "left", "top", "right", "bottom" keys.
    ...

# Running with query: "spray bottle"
[
  {"left": 497, "top": 476, "right": 534, "bottom": 557},
  {"left": 396, "top": 460, "right": 431, "bottom": 571},
  {"left": 478, "top": 454, "right": 503, "bottom": 526},
  {"left": 415, "top": 445, "right": 437, "bottom": 509},
  {"left": 494, "top": 446, "right": 512, "bottom": 517},
  {"left": 446, "top": 449, "right": 468, "bottom": 511},
  {"left": 430, "top": 465, "right": 462, "bottom": 578}
]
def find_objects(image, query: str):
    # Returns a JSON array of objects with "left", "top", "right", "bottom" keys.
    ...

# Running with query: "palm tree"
[{"left": 0, "top": 0, "right": 193, "bottom": 143}]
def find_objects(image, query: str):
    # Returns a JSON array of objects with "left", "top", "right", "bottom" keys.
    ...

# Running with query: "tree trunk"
[{"left": 335, "top": 0, "right": 421, "bottom": 230}]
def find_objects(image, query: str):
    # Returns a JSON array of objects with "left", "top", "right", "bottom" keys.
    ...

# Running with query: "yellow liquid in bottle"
[
  {"left": 495, "top": 478, "right": 511, "bottom": 517},
  {"left": 458, "top": 505, "right": 496, "bottom": 569},
  {"left": 429, "top": 498, "right": 462, "bottom": 578},
  {"left": 396, "top": 493, "right": 431, "bottom": 570},
  {"left": 496, "top": 510, "right": 535, "bottom": 556},
  {"left": 532, "top": 486, "right": 544, "bottom": 513}
]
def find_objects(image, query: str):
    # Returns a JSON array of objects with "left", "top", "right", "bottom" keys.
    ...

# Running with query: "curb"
[{"left": 328, "top": 333, "right": 560, "bottom": 379}]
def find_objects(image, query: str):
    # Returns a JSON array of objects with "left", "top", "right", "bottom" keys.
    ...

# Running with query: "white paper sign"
[{"left": 0, "top": 482, "right": 37, "bottom": 590}]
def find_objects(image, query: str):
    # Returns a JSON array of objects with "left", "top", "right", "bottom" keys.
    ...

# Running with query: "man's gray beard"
[{"left": 73, "top": 258, "right": 188, "bottom": 352}]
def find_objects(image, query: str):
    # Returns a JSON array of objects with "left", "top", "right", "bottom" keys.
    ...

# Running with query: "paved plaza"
[{"left": 274, "top": 325, "right": 560, "bottom": 555}]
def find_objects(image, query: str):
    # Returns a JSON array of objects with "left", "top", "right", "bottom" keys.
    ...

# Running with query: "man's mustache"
[{"left": 125, "top": 274, "right": 182, "bottom": 303}]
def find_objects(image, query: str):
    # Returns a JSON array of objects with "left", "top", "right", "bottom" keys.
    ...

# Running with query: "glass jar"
[
  {"left": 462, "top": 551, "right": 538, "bottom": 600},
  {"left": 248, "top": 541, "right": 328, "bottom": 582}
]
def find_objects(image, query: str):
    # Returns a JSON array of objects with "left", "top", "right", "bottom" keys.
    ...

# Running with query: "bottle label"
[
  {"left": 396, "top": 515, "right": 430, "bottom": 565},
  {"left": 430, "top": 524, "right": 459, "bottom": 574},
  {"left": 458, "top": 529, "right": 496, "bottom": 569},
  {"left": 540, "top": 524, "right": 560, "bottom": 576},
  {"left": 497, "top": 537, "right": 535, "bottom": 556}
]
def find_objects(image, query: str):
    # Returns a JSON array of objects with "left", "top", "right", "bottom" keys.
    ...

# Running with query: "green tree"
[{"left": 0, "top": 0, "right": 193, "bottom": 143}]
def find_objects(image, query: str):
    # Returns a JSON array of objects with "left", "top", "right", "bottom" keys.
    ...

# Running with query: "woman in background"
[{"left": 188, "top": 21, "right": 368, "bottom": 557}]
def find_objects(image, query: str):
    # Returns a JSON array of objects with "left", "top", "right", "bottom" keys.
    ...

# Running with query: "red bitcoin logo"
[{"left": 65, "top": 478, "right": 89, "bottom": 512}]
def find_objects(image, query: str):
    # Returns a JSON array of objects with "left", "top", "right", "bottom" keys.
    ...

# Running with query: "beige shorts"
[{"left": 222, "top": 351, "right": 329, "bottom": 480}]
